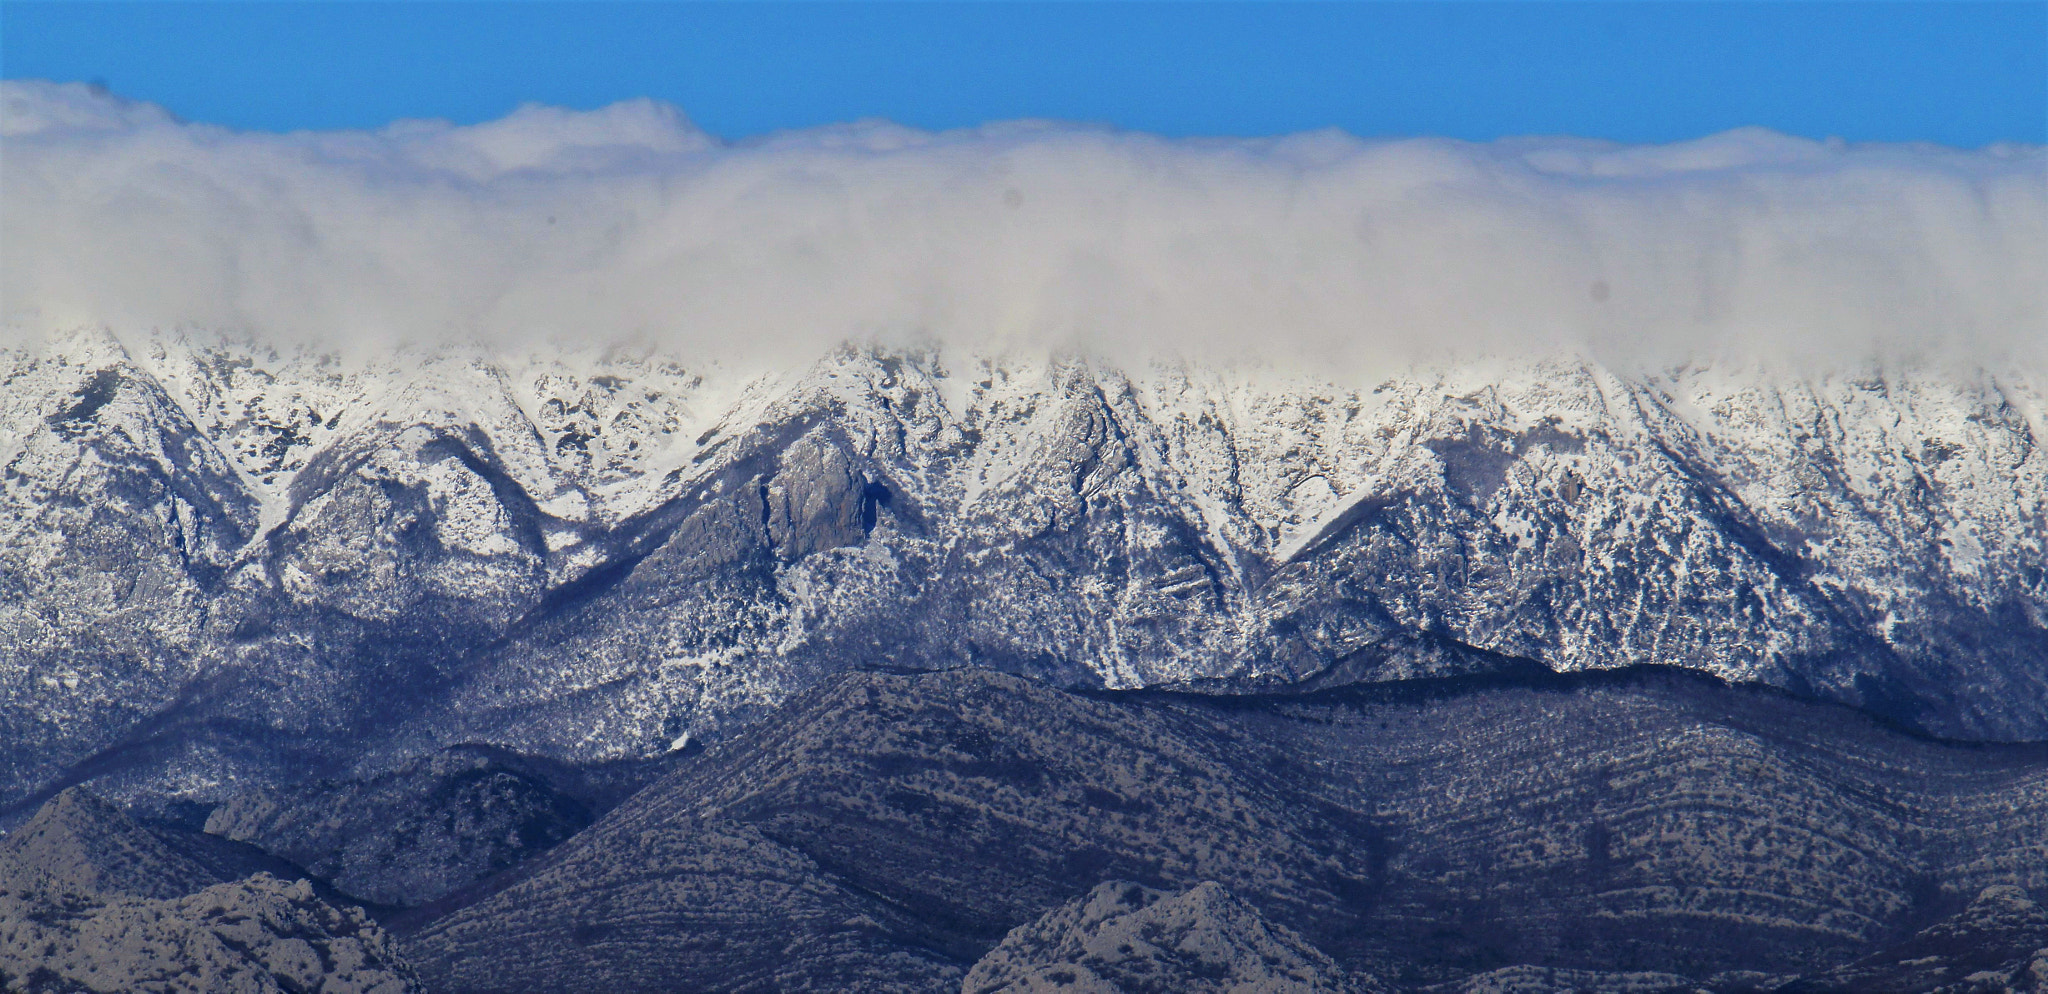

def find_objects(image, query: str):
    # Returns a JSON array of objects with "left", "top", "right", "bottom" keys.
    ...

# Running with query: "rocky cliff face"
[
  {"left": 3, "top": 328, "right": 2043, "bottom": 812},
  {"left": 11, "top": 671, "right": 2043, "bottom": 991}
]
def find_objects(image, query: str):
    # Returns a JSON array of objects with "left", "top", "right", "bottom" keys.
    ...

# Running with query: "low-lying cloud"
[{"left": 3, "top": 80, "right": 2042, "bottom": 371}]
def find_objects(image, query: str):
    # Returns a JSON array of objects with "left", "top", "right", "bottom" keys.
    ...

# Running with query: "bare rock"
[
  {"left": 964, "top": 880, "right": 1380, "bottom": 994},
  {"left": 1, "top": 872, "right": 419, "bottom": 994},
  {"left": 0, "top": 789, "right": 420, "bottom": 993}
]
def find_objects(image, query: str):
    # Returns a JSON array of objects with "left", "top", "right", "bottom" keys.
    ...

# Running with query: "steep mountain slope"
[
  {"left": 401, "top": 667, "right": 2048, "bottom": 991},
  {"left": 3, "top": 328, "right": 2043, "bottom": 813},
  {"left": 0, "top": 335, "right": 260, "bottom": 812}
]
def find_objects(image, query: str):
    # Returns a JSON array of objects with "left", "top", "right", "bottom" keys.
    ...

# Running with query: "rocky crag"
[{"left": 0, "top": 788, "right": 418, "bottom": 994}]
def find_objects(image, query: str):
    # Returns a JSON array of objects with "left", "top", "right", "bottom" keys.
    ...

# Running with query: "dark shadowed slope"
[
  {"left": 201, "top": 745, "right": 602, "bottom": 908},
  {"left": 1780, "top": 885, "right": 2048, "bottom": 994},
  {"left": 404, "top": 667, "right": 2048, "bottom": 992}
]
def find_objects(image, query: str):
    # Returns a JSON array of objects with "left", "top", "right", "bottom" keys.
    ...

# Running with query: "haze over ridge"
[{"left": 2, "top": 79, "right": 2043, "bottom": 374}]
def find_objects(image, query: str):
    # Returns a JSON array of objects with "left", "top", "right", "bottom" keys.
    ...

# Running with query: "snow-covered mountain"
[{"left": 3, "top": 327, "right": 2044, "bottom": 812}]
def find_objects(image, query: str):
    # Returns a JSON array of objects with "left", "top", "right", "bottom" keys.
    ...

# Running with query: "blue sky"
[{"left": 3, "top": 2, "right": 2044, "bottom": 146}]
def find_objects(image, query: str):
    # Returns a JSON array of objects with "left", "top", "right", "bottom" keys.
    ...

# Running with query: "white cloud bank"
[{"left": 3, "top": 80, "right": 2042, "bottom": 371}]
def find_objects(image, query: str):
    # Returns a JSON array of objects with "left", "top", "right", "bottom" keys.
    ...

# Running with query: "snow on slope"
[{"left": 2, "top": 327, "right": 2044, "bottom": 811}]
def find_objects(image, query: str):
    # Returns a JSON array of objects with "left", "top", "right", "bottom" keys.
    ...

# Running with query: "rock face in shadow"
[
  {"left": 764, "top": 431, "right": 873, "bottom": 561},
  {"left": 1424, "top": 965, "right": 1704, "bottom": 994},
  {"left": 1780, "top": 885, "right": 2048, "bottom": 994},
  {"left": 203, "top": 745, "right": 594, "bottom": 907},
  {"left": 0, "top": 788, "right": 419, "bottom": 994},
  {"left": 401, "top": 668, "right": 2048, "bottom": 992},
  {"left": 963, "top": 880, "right": 1378, "bottom": 994}
]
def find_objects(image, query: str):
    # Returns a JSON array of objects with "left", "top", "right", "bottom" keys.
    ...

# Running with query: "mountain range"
[
  {"left": 6, "top": 667, "right": 2047, "bottom": 991},
  {"left": 2, "top": 326, "right": 2044, "bottom": 990}
]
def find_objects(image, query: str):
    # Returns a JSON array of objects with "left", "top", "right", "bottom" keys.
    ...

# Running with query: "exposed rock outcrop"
[
  {"left": 963, "top": 880, "right": 1378, "bottom": 993},
  {"left": 0, "top": 788, "right": 419, "bottom": 994}
]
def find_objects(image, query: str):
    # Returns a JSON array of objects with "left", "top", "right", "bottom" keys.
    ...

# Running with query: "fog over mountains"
[
  {"left": 2, "top": 82, "right": 2045, "bottom": 991},
  {"left": 6, "top": 79, "right": 2042, "bottom": 367}
]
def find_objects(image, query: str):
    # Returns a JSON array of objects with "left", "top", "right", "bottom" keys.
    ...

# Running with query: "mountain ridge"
[
  {"left": 3, "top": 327, "right": 2043, "bottom": 814},
  {"left": 400, "top": 665, "right": 2048, "bottom": 991}
]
